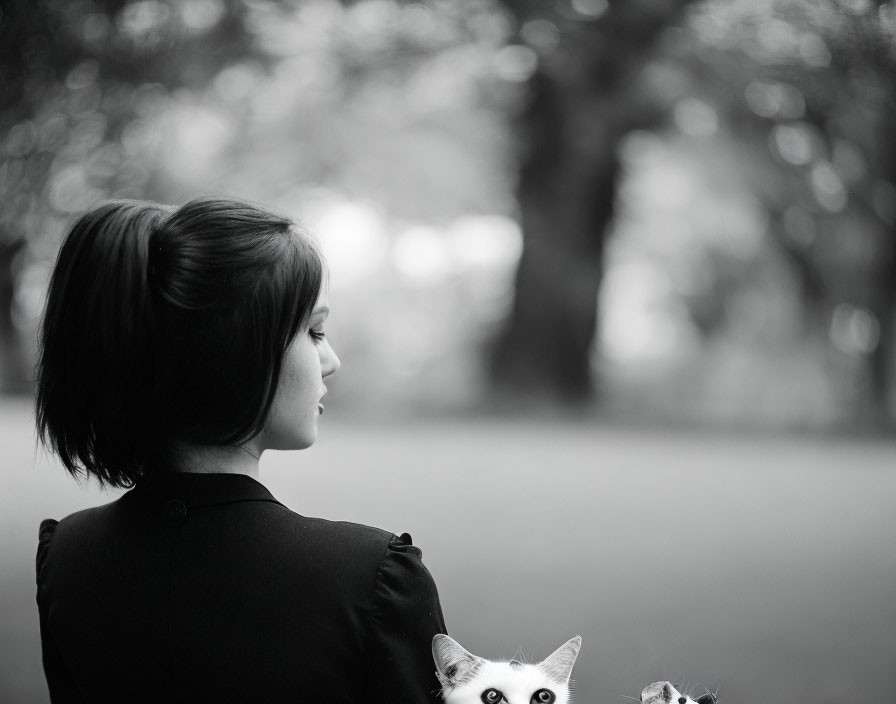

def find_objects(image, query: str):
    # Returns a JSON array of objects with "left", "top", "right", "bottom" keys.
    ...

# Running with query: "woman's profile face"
[{"left": 262, "top": 289, "right": 340, "bottom": 451}]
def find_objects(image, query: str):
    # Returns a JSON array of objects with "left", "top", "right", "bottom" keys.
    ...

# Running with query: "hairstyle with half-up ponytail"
[{"left": 36, "top": 197, "right": 323, "bottom": 487}]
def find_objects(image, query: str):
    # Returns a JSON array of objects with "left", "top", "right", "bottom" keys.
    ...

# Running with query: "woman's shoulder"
[
  {"left": 300, "top": 519, "right": 442, "bottom": 633},
  {"left": 299, "top": 513, "right": 394, "bottom": 541},
  {"left": 37, "top": 500, "right": 120, "bottom": 543},
  {"left": 35, "top": 502, "right": 120, "bottom": 579},
  {"left": 37, "top": 501, "right": 119, "bottom": 546},
  {"left": 36, "top": 518, "right": 58, "bottom": 581},
  {"left": 270, "top": 512, "right": 434, "bottom": 591},
  {"left": 300, "top": 515, "right": 415, "bottom": 547},
  {"left": 285, "top": 514, "right": 422, "bottom": 564},
  {"left": 38, "top": 517, "right": 58, "bottom": 542}
]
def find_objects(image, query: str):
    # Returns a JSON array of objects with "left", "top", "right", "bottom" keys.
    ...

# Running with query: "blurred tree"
[
  {"left": 489, "top": 0, "right": 896, "bottom": 425},
  {"left": 0, "top": 0, "right": 515, "bottom": 405},
  {"left": 6, "top": 0, "right": 893, "bottom": 424},
  {"left": 489, "top": 0, "right": 696, "bottom": 403},
  {"left": 0, "top": 0, "right": 263, "bottom": 390},
  {"left": 679, "top": 0, "right": 896, "bottom": 423}
]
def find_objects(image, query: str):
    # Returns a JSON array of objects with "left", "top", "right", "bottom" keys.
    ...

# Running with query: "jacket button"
[{"left": 164, "top": 500, "right": 187, "bottom": 526}]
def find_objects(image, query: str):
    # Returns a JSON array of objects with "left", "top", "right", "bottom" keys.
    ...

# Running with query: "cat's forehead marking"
[
  {"left": 509, "top": 659, "right": 524, "bottom": 670},
  {"left": 443, "top": 660, "right": 571, "bottom": 704}
]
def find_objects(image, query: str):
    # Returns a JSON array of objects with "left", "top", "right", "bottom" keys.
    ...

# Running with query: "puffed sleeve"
[
  {"left": 36, "top": 519, "right": 85, "bottom": 703},
  {"left": 364, "top": 532, "right": 447, "bottom": 704}
]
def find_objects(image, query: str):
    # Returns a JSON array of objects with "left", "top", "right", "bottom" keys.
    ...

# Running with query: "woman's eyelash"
[{"left": 309, "top": 329, "right": 326, "bottom": 341}]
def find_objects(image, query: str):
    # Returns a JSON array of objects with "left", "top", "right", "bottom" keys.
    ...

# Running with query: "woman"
[{"left": 35, "top": 197, "right": 446, "bottom": 703}]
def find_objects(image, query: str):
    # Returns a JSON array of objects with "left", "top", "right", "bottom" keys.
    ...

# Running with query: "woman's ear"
[
  {"left": 539, "top": 636, "right": 582, "bottom": 684},
  {"left": 432, "top": 634, "right": 483, "bottom": 687}
]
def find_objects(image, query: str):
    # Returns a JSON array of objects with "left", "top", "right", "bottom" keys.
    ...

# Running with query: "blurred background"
[{"left": 1, "top": 0, "right": 895, "bottom": 702}]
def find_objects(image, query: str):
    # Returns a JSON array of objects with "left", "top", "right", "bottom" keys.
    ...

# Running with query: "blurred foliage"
[
  {"left": 1, "top": 0, "right": 895, "bottom": 427},
  {"left": 0, "top": 0, "right": 519, "bottom": 401},
  {"left": 670, "top": 0, "right": 896, "bottom": 422},
  {"left": 488, "top": 0, "right": 896, "bottom": 425}
]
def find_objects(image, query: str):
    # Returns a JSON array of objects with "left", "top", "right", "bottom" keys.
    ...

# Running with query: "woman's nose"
[{"left": 321, "top": 341, "right": 340, "bottom": 378}]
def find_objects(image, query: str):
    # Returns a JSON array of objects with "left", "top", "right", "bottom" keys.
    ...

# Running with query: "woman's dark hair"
[{"left": 36, "top": 196, "right": 323, "bottom": 488}]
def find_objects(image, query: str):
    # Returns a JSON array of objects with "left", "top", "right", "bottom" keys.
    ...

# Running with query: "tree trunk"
[
  {"left": 868, "top": 187, "right": 896, "bottom": 427},
  {"left": 490, "top": 1, "right": 695, "bottom": 402},
  {"left": 490, "top": 70, "right": 617, "bottom": 401},
  {"left": 0, "top": 238, "right": 28, "bottom": 393}
]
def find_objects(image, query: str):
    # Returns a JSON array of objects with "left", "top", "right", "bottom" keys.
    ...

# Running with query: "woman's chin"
[{"left": 263, "top": 427, "right": 317, "bottom": 452}]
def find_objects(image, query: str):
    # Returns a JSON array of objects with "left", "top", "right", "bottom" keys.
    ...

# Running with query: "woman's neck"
[{"left": 174, "top": 442, "right": 262, "bottom": 478}]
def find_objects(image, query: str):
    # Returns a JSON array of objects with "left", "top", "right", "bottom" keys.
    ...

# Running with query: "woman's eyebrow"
[{"left": 311, "top": 306, "right": 330, "bottom": 318}]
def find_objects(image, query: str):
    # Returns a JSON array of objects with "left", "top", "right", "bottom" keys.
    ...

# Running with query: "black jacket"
[{"left": 36, "top": 471, "right": 446, "bottom": 703}]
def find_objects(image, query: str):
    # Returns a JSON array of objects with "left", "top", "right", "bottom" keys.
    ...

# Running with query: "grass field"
[{"left": 2, "top": 397, "right": 895, "bottom": 703}]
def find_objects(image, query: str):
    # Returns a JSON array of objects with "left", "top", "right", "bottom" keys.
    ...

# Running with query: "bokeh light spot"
[
  {"left": 214, "top": 63, "right": 260, "bottom": 101},
  {"left": 771, "top": 123, "right": 815, "bottom": 165},
  {"left": 118, "top": 1, "right": 171, "bottom": 40},
  {"left": 830, "top": 304, "right": 879, "bottom": 355},
  {"left": 48, "top": 165, "right": 102, "bottom": 213},
  {"left": 810, "top": 162, "right": 847, "bottom": 212},
  {"left": 798, "top": 33, "right": 831, "bottom": 67},
  {"left": 66, "top": 60, "right": 100, "bottom": 91},
  {"left": 171, "top": 107, "right": 231, "bottom": 159},
  {"left": 180, "top": 0, "right": 225, "bottom": 32},
  {"left": 392, "top": 225, "right": 453, "bottom": 284},
  {"left": 494, "top": 45, "right": 538, "bottom": 82},
  {"left": 5, "top": 121, "right": 37, "bottom": 158},
  {"left": 447, "top": 215, "right": 522, "bottom": 270},
  {"left": 674, "top": 98, "right": 718, "bottom": 137},
  {"left": 744, "top": 81, "right": 805, "bottom": 119},
  {"left": 600, "top": 260, "right": 698, "bottom": 365},
  {"left": 521, "top": 19, "right": 561, "bottom": 54},
  {"left": 314, "top": 200, "right": 389, "bottom": 285},
  {"left": 571, "top": 0, "right": 610, "bottom": 20}
]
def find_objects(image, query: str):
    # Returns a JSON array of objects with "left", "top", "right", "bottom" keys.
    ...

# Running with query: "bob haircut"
[{"left": 36, "top": 196, "right": 323, "bottom": 488}]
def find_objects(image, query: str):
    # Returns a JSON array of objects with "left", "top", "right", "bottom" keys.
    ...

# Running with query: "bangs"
[{"left": 280, "top": 228, "right": 325, "bottom": 348}]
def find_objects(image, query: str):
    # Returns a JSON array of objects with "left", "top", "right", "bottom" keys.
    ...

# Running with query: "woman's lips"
[{"left": 317, "top": 403, "right": 324, "bottom": 415}]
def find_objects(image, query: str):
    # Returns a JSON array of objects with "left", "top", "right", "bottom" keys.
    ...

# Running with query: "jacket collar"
[{"left": 131, "top": 471, "right": 283, "bottom": 510}]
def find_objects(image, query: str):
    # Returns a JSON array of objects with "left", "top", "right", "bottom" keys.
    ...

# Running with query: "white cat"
[
  {"left": 640, "top": 680, "right": 718, "bottom": 704},
  {"left": 432, "top": 634, "right": 582, "bottom": 704}
]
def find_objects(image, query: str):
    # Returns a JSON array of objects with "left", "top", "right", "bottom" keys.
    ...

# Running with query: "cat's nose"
[{"left": 678, "top": 698, "right": 687, "bottom": 704}]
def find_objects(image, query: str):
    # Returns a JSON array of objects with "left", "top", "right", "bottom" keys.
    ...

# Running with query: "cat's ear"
[
  {"left": 432, "top": 634, "right": 483, "bottom": 688},
  {"left": 640, "top": 682, "right": 678, "bottom": 704},
  {"left": 539, "top": 635, "right": 582, "bottom": 684}
]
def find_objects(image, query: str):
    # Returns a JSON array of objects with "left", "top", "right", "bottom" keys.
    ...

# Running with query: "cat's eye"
[
  {"left": 481, "top": 688, "right": 505, "bottom": 704},
  {"left": 531, "top": 689, "right": 555, "bottom": 704}
]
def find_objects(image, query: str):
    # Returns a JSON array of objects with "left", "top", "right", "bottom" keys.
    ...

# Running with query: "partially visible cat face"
[
  {"left": 432, "top": 635, "right": 581, "bottom": 704},
  {"left": 641, "top": 681, "right": 718, "bottom": 704}
]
